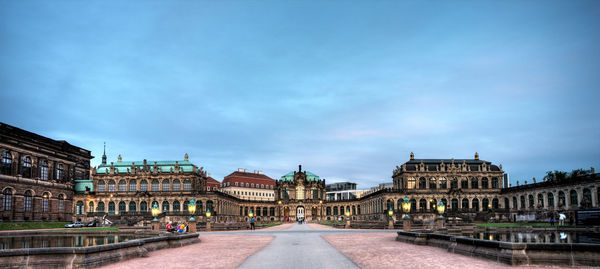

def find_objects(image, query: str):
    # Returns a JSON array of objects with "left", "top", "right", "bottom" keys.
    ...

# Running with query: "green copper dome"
[{"left": 280, "top": 171, "right": 320, "bottom": 181}]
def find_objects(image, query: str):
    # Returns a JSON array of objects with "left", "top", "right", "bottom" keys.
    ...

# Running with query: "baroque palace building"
[
  {"left": 2, "top": 123, "right": 599, "bottom": 225},
  {"left": 0, "top": 122, "right": 92, "bottom": 222}
]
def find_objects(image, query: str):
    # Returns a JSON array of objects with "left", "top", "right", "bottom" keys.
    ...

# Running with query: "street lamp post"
[
  {"left": 205, "top": 209, "right": 211, "bottom": 232},
  {"left": 278, "top": 201, "right": 282, "bottom": 222},
  {"left": 151, "top": 203, "right": 160, "bottom": 231},
  {"left": 388, "top": 207, "right": 394, "bottom": 229},
  {"left": 401, "top": 196, "right": 411, "bottom": 231},
  {"left": 188, "top": 198, "right": 197, "bottom": 233},
  {"left": 437, "top": 200, "right": 446, "bottom": 229},
  {"left": 249, "top": 209, "right": 254, "bottom": 229},
  {"left": 345, "top": 207, "right": 351, "bottom": 229}
]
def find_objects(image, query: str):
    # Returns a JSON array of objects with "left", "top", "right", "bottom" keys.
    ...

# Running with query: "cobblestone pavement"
[
  {"left": 322, "top": 232, "right": 573, "bottom": 269},
  {"left": 99, "top": 224, "right": 576, "bottom": 269},
  {"left": 98, "top": 233, "right": 273, "bottom": 269}
]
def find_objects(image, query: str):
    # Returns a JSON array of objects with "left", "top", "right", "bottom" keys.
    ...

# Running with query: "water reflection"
[
  {"left": 0, "top": 234, "right": 152, "bottom": 250},
  {"left": 459, "top": 231, "right": 600, "bottom": 244}
]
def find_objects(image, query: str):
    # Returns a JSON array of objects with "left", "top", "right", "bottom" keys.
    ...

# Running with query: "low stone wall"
[
  {"left": 396, "top": 231, "right": 600, "bottom": 266},
  {"left": 0, "top": 232, "right": 200, "bottom": 269}
]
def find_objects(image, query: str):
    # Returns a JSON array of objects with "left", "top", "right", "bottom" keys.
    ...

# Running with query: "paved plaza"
[{"left": 99, "top": 223, "right": 578, "bottom": 269}]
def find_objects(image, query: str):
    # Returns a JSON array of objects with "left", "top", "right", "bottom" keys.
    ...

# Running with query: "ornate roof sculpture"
[{"left": 280, "top": 165, "right": 321, "bottom": 182}]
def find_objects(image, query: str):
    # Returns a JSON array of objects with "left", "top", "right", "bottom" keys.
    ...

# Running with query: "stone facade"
[
  {"left": 0, "top": 122, "right": 92, "bottom": 222},
  {"left": 274, "top": 165, "right": 327, "bottom": 221}
]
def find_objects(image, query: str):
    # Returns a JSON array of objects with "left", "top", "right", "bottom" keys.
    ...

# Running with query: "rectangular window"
[
  {"left": 42, "top": 198, "right": 48, "bottom": 212},
  {"left": 24, "top": 196, "right": 31, "bottom": 212},
  {"left": 235, "top": 182, "right": 238, "bottom": 186},
  {"left": 58, "top": 200, "right": 64, "bottom": 212}
]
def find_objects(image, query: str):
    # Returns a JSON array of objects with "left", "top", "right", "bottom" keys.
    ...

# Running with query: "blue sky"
[{"left": 1, "top": 1, "right": 599, "bottom": 188}]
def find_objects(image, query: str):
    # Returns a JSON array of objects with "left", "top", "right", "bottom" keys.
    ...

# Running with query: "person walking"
[
  {"left": 549, "top": 216, "right": 555, "bottom": 227},
  {"left": 250, "top": 217, "right": 255, "bottom": 230},
  {"left": 558, "top": 212, "right": 566, "bottom": 226}
]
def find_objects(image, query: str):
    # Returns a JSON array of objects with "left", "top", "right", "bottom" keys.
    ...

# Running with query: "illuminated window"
[{"left": 407, "top": 177, "right": 416, "bottom": 189}]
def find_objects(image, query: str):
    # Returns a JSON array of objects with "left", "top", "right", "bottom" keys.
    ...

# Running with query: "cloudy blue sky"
[{"left": 1, "top": 1, "right": 599, "bottom": 188}]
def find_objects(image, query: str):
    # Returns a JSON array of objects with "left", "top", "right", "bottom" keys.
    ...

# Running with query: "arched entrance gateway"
[{"left": 296, "top": 206, "right": 305, "bottom": 220}]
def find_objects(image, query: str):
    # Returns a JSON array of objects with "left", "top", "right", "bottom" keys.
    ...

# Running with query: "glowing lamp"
[
  {"left": 437, "top": 201, "right": 446, "bottom": 218},
  {"left": 151, "top": 203, "right": 160, "bottom": 222},
  {"left": 188, "top": 198, "right": 197, "bottom": 221},
  {"left": 401, "top": 196, "right": 411, "bottom": 219}
]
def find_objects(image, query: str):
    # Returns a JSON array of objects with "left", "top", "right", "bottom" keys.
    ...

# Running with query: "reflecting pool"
[
  {"left": 0, "top": 234, "right": 153, "bottom": 249},
  {"left": 462, "top": 231, "right": 600, "bottom": 244}
]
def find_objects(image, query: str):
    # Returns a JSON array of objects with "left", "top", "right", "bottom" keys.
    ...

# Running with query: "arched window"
[
  {"left": 333, "top": 206, "right": 338, "bottom": 215},
  {"left": 481, "top": 177, "right": 489, "bottom": 189},
  {"left": 582, "top": 188, "right": 592, "bottom": 208},
  {"left": 429, "top": 178, "right": 436, "bottom": 189},
  {"left": 97, "top": 180, "right": 106, "bottom": 192},
  {"left": 263, "top": 207, "right": 268, "bottom": 216},
  {"left": 76, "top": 201, "right": 84, "bottom": 215},
  {"left": 129, "top": 201, "right": 136, "bottom": 212},
  {"left": 162, "top": 180, "right": 170, "bottom": 192},
  {"left": 410, "top": 199, "right": 416, "bottom": 213},
  {"left": 528, "top": 195, "right": 534, "bottom": 208},
  {"left": 56, "top": 164, "right": 64, "bottom": 181},
  {"left": 108, "top": 180, "right": 116, "bottom": 192},
  {"left": 3, "top": 189, "right": 12, "bottom": 211},
  {"left": 58, "top": 194, "right": 64, "bottom": 212},
  {"left": 173, "top": 201, "right": 180, "bottom": 212},
  {"left": 173, "top": 180, "right": 180, "bottom": 191},
  {"left": 492, "top": 198, "right": 499, "bottom": 209},
  {"left": 118, "top": 201, "right": 126, "bottom": 214},
  {"left": 118, "top": 180, "right": 126, "bottom": 192},
  {"left": 140, "top": 180, "right": 148, "bottom": 192},
  {"left": 140, "top": 201, "right": 147, "bottom": 212},
  {"left": 21, "top": 156, "right": 32, "bottom": 178},
  {"left": 520, "top": 196, "right": 526, "bottom": 209},
  {"left": 419, "top": 199, "right": 427, "bottom": 211},
  {"left": 491, "top": 177, "right": 499, "bottom": 188},
  {"left": 24, "top": 190, "right": 32, "bottom": 212},
  {"left": 151, "top": 180, "right": 159, "bottom": 192},
  {"left": 183, "top": 180, "right": 191, "bottom": 191},
  {"left": 88, "top": 201, "right": 94, "bottom": 213},
  {"left": 537, "top": 193, "right": 544, "bottom": 208},
  {"left": 407, "top": 177, "right": 416, "bottom": 189},
  {"left": 439, "top": 178, "right": 447, "bottom": 189},
  {"left": 450, "top": 178, "right": 458, "bottom": 189},
  {"left": 162, "top": 201, "right": 169, "bottom": 212},
  {"left": 40, "top": 160, "right": 48, "bottom": 181},
  {"left": 461, "top": 198, "right": 469, "bottom": 210},
  {"left": 482, "top": 198, "right": 489, "bottom": 210},
  {"left": 1, "top": 152, "right": 12, "bottom": 175},
  {"left": 451, "top": 199, "right": 458, "bottom": 211},
  {"left": 504, "top": 197, "right": 509, "bottom": 209},
  {"left": 42, "top": 192, "right": 49, "bottom": 212},
  {"left": 558, "top": 191, "right": 566, "bottom": 207},
  {"left": 129, "top": 180, "right": 137, "bottom": 192},
  {"left": 471, "top": 177, "right": 478, "bottom": 189},
  {"left": 461, "top": 178, "right": 468, "bottom": 189},
  {"left": 108, "top": 202, "right": 115, "bottom": 215},
  {"left": 472, "top": 198, "right": 479, "bottom": 211},
  {"left": 419, "top": 177, "right": 426, "bottom": 189},
  {"left": 512, "top": 197, "right": 517, "bottom": 209},
  {"left": 206, "top": 200, "right": 214, "bottom": 212},
  {"left": 326, "top": 207, "right": 331, "bottom": 215},
  {"left": 548, "top": 192, "right": 555, "bottom": 208},
  {"left": 97, "top": 202, "right": 105, "bottom": 212},
  {"left": 570, "top": 190, "right": 578, "bottom": 208}
]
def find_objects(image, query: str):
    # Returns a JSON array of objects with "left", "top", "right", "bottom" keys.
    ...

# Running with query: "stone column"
[
  {"left": 403, "top": 219, "right": 411, "bottom": 231},
  {"left": 189, "top": 219, "right": 197, "bottom": 233}
]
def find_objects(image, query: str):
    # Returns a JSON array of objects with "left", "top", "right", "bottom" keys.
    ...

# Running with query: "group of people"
[
  {"left": 166, "top": 221, "right": 188, "bottom": 233},
  {"left": 549, "top": 212, "right": 575, "bottom": 226}
]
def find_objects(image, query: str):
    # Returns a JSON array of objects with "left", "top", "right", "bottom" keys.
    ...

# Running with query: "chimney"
[
  {"left": 244, "top": 169, "right": 247, "bottom": 172},
  {"left": 533, "top": 177, "right": 536, "bottom": 183},
  {"left": 253, "top": 170, "right": 256, "bottom": 174},
  {"left": 208, "top": 173, "right": 211, "bottom": 178},
  {"left": 238, "top": 168, "right": 243, "bottom": 172},
  {"left": 258, "top": 170, "right": 262, "bottom": 174}
]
